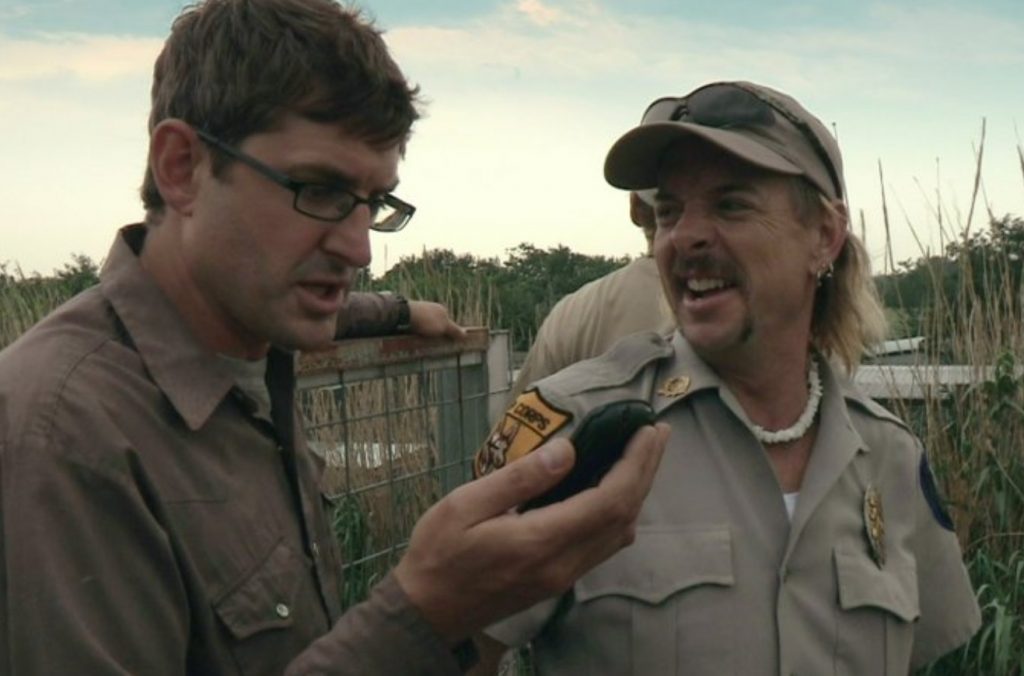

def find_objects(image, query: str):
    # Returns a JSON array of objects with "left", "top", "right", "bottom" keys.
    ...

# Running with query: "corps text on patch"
[{"left": 473, "top": 389, "right": 571, "bottom": 478}]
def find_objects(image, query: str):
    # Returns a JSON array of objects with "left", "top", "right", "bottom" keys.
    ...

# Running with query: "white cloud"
[
  {"left": 2, "top": 3, "right": 1023, "bottom": 278},
  {"left": 516, "top": 0, "right": 565, "bottom": 26},
  {"left": 0, "top": 31, "right": 155, "bottom": 274},
  {"left": 388, "top": 2, "right": 1024, "bottom": 97},
  {"left": 384, "top": 1, "right": 1024, "bottom": 276},
  {"left": 0, "top": 33, "right": 161, "bottom": 82}
]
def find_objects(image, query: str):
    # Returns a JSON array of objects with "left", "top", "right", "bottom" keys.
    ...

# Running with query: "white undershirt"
[{"left": 783, "top": 492, "right": 799, "bottom": 520}]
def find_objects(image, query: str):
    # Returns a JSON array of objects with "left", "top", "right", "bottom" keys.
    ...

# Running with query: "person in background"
[
  {"left": 0, "top": 1, "right": 669, "bottom": 673},
  {"left": 509, "top": 191, "right": 675, "bottom": 399},
  {"left": 472, "top": 80, "right": 980, "bottom": 675}
]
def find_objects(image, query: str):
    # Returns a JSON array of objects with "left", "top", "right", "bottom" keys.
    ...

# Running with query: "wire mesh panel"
[{"left": 296, "top": 328, "right": 495, "bottom": 607}]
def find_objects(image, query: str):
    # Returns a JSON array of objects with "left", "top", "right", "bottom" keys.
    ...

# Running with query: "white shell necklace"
[{"left": 748, "top": 357, "right": 822, "bottom": 445}]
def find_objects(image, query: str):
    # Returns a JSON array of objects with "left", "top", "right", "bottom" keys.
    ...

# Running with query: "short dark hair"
[{"left": 140, "top": 0, "right": 421, "bottom": 216}]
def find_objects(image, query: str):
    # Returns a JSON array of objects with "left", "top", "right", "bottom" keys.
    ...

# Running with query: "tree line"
[
  {"left": 875, "top": 214, "right": 1024, "bottom": 361},
  {"left": 3, "top": 215, "right": 1023, "bottom": 354},
  {"left": 0, "top": 244, "right": 629, "bottom": 353},
  {"left": 356, "top": 244, "right": 630, "bottom": 352}
]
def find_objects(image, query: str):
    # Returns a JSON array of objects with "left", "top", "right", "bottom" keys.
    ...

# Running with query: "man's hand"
[
  {"left": 409, "top": 300, "right": 466, "bottom": 340},
  {"left": 393, "top": 422, "right": 670, "bottom": 645}
]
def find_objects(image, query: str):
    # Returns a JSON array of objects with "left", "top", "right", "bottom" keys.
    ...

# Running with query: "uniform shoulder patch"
[
  {"left": 920, "top": 453, "right": 955, "bottom": 531},
  {"left": 473, "top": 389, "right": 572, "bottom": 478}
]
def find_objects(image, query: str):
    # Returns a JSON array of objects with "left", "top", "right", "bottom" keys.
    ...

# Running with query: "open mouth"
[
  {"left": 302, "top": 282, "right": 342, "bottom": 300},
  {"left": 683, "top": 277, "right": 736, "bottom": 300},
  {"left": 295, "top": 280, "right": 347, "bottom": 315}
]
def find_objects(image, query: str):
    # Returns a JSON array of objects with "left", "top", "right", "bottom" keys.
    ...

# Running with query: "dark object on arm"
[{"left": 520, "top": 399, "right": 656, "bottom": 511}]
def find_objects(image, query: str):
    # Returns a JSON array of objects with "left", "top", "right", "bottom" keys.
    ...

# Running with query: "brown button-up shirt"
[{"left": 0, "top": 225, "right": 462, "bottom": 674}]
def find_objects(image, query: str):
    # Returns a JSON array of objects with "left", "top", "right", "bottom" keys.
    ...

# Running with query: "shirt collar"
[
  {"left": 654, "top": 334, "right": 868, "bottom": 457},
  {"left": 99, "top": 224, "right": 237, "bottom": 431},
  {"left": 651, "top": 331, "right": 726, "bottom": 414}
]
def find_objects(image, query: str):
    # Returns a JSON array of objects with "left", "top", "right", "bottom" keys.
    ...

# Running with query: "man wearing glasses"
[
  {"left": 0, "top": 1, "right": 668, "bottom": 674},
  {"left": 473, "top": 82, "right": 980, "bottom": 674}
]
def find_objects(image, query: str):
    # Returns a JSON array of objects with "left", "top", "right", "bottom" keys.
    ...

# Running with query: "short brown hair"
[{"left": 140, "top": 0, "right": 420, "bottom": 215}]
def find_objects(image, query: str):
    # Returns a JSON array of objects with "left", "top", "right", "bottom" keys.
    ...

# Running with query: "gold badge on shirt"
[
  {"left": 473, "top": 389, "right": 571, "bottom": 479},
  {"left": 657, "top": 375, "right": 691, "bottom": 398},
  {"left": 863, "top": 485, "right": 886, "bottom": 568}
]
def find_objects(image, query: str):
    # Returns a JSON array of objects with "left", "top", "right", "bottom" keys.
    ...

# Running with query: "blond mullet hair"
[{"left": 792, "top": 180, "right": 888, "bottom": 373}]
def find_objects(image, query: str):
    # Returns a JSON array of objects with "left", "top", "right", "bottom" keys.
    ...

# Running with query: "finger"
[
  {"left": 505, "top": 427, "right": 667, "bottom": 588},
  {"left": 450, "top": 438, "right": 576, "bottom": 525},
  {"left": 600, "top": 422, "right": 669, "bottom": 503},
  {"left": 444, "top": 319, "right": 468, "bottom": 340},
  {"left": 606, "top": 422, "right": 669, "bottom": 497},
  {"left": 523, "top": 424, "right": 668, "bottom": 538},
  {"left": 409, "top": 301, "right": 444, "bottom": 335}
]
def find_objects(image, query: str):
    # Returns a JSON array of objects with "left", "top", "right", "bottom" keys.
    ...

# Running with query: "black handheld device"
[{"left": 520, "top": 399, "right": 656, "bottom": 511}]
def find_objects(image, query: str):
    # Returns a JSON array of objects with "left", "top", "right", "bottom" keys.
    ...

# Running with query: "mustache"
[
  {"left": 670, "top": 254, "right": 738, "bottom": 280},
  {"left": 294, "top": 255, "right": 358, "bottom": 281}
]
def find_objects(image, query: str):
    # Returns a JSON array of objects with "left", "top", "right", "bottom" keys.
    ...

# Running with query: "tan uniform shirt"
[
  {"left": 489, "top": 332, "right": 981, "bottom": 675},
  {"left": 0, "top": 225, "right": 463, "bottom": 675},
  {"left": 511, "top": 257, "right": 674, "bottom": 398}
]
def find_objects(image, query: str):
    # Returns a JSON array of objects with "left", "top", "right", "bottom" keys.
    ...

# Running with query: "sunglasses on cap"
[{"left": 642, "top": 83, "right": 844, "bottom": 200}]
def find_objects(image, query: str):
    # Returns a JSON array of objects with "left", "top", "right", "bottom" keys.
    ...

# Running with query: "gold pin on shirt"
[
  {"left": 863, "top": 485, "right": 886, "bottom": 567},
  {"left": 657, "top": 375, "right": 691, "bottom": 398}
]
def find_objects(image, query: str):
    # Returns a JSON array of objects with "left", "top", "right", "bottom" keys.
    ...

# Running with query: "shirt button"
[{"left": 275, "top": 603, "right": 290, "bottom": 619}]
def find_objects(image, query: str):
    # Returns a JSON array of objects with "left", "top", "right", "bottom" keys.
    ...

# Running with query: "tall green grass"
[
  {"left": 0, "top": 267, "right": 73, "bottom": 350},
  {"left": 302, "top": 276, "right": 492, "bottom": 609},
  {"left": 878, "top": 129, "right": 1024, "bottom": 674},
  {"left": 302, "top": 372, "right": 453, "bottom": 608},
  {"left": 913, "top": 349, "right": 1024, "bottom": 674},
  {"left": 0, "top": 256, "right": 100, "bottom": 350},
  {"left": 358, "top": 250, "right": 495, "bottom": 331}
]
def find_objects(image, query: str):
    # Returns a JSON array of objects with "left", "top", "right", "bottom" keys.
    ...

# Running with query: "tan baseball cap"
[{"left": 604, "top": 81, "right": 845, "bottom": 200}]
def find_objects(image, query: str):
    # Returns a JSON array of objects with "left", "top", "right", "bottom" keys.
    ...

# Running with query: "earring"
[{"left": 816, "top": 261, "right": 834, "bottom": 286}]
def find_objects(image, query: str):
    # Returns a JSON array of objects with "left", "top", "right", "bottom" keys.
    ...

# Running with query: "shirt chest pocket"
[
  {"left": 834, "top": 544, "right": 920, "bottom": 675},
  {"left": 569, "top": 526, "right": 736, "bottom": 675},
  {"left": 213, "top": 537, "right": 322, "bottom": 675}
]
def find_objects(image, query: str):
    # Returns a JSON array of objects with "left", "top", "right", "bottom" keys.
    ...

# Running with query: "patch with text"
[{"left": 473, "top": 389, "right": 571, "bottom": 478}]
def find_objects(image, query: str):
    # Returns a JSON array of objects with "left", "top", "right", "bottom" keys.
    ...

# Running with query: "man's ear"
[
  {"left": 814, "top": 199, "right": 848, "bottom": 272},
  {"left": 149, "top": 119, "right": 204, "bottom": 217},
  {"left": 629, "top": 191, "right": 656, "bottom": 229}
]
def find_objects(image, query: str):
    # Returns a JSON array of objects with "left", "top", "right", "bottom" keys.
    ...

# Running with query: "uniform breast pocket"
[
  {"left": 213, "top": 537, "right": 319, "bottom": 675},
  {"left": 834, "top": 544, "right": 920, "bottom": 675},
  {"left": 571, "top": 526, "right": 736, "bottom": 675}
]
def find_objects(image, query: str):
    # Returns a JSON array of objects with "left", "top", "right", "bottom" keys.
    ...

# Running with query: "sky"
[{"left": 1, "top": 0, "right": 1023, "bottom": 279}]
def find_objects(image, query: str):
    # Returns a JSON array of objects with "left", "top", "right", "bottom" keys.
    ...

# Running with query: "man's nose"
[
  {"left": 669, "top": 209, "right": 713, "bottom": 253},
  {"left": 323, "top": 204, "right": 373, "bottom": 269}
]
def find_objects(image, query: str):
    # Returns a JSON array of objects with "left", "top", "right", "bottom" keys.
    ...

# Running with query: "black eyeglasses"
[
  {"left": 195, "top": 129, "right": 415, "bottom": 232},
  {"left": 643, "top": 84, "right": 843, "bottom": 200}
]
